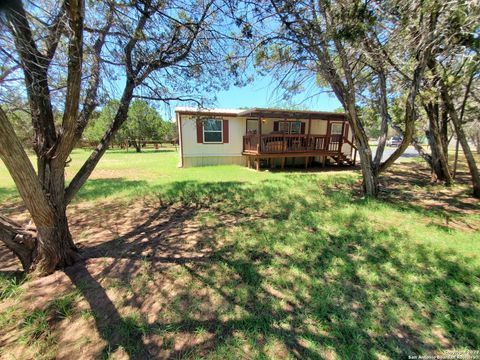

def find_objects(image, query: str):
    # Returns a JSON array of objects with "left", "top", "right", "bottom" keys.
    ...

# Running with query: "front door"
[
  {"left": 327, "top": 122, "right": 344, "bottom": 151},
  {"left": 246, "top": 119, "right": 259, "bottom": 135}
]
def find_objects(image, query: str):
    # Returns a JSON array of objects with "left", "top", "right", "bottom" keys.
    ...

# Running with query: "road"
[{"left": 381, "top": 146, "right": 419, "bottom": 162}]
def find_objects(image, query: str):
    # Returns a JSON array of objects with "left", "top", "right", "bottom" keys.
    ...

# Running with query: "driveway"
[{"left": 381, "top": 146, "right": 419, "bottom": 162}]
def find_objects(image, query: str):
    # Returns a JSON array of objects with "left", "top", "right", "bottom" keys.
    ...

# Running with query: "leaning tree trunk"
[
  {"left": 345, "top": 102, "right": 379, "bottom": 197},
  {"left": 427, "top": 129, "right": 452, "bottom": 184},
  {"left": 0, "top": 107, "right": 77, "bottom": 274},
  {"left": 424, "top": 102, "right": 453, "bottom": 184},
  {"left": 440, "top": 82, "right": 480, "bottom": 198},
  {"left": 358, "top": 144, "right": 379, "bottom": 197},
  {"left": 0, "top": 215, "right": 36, "bottom": 271},
  {"left": 373, "top": 70, "right": 389, "bottom": 171}
]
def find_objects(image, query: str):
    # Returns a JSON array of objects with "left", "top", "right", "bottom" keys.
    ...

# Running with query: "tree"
[
  {"left": 440, "top": 70, "right": 480, "bottom": 197},
  {"left": 85, "top": 100, "right": 170, "bottom": 150},
  {"left": 242, "top": 0, "right": 439, "bottom": 196},
  {"left": 420, "top": 5, "right": 480, "bottom": 196},
  {"left": 0, "top": 0, "right": 234, "bottom": 274},
  {"left": 119, "top": 100, "right": 164, "bottom": 152}
]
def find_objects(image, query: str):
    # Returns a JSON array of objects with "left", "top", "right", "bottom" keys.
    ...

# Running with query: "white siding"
[
  {"left": 181, "top": 115, "right": 245, "bottom": 157},
  {"left": 177, "top": 113, "right": 354, "bottom": 167},
  {"left": 179, "top": 115, "right": 245, "bottom": 167}
]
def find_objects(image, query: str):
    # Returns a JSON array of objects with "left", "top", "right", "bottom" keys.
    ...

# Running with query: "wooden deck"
[{"left": 242, "top": 134, "right": 357, "bottom": 170}]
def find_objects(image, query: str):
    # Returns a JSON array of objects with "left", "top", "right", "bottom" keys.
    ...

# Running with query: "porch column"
[
  {"left": 307, "top": 116, "right": 312, "bottom": 151},
  {"left": 325, "top": 120, "right": 331, "bottom": 151},
  {"left": 338, "top": 122, "right": 345, "bottom": 154},
  {"left": 257, "top": 117, "right": 262, "bottom": 153}
]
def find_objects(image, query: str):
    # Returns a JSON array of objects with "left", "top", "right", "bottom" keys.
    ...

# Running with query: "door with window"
[{"left": 328, "top": 122, "right": 344, "bottom": 151}]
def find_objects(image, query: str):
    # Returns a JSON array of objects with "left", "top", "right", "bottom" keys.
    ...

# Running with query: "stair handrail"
[
  {"left": 342, "top": 136, "right": 356, "bottom": 150},
  {"left": 342, "top": 136, "right": 358, "bottom": 166}
]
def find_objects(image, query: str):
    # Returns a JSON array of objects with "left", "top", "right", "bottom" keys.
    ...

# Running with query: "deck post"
[
  {"left": 270, "top": 158, "right": 275, "bottom": 169},
  {"left": 247, "top": 156, "right": 251, "bottom": 168},
  {"left": 325, "top": 120, "right": 331, "bottom": 151},
  {"left": 307, "top": 116, "right": 312, "bottom": 150},
  {"left": 305, "top": 156, "right": 309, "bottom": 169},
  {"left": 256, "top": 156, "right": 260, "bottom": 171},
  {"left": 281, "top": 157, "right": 285, "bottom": 169},
  {"left": 258, "top": 117, "right": 262, "bottom": 153}
]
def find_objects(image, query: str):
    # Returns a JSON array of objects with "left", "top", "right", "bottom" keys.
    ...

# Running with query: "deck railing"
[{"left": 243, "top": 134, "right": 347, "bottom": 154}]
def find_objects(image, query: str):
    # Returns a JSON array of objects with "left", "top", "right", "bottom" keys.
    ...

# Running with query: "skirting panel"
[{"left": 182, "top": 156, "right": 246, "bottom": 167}]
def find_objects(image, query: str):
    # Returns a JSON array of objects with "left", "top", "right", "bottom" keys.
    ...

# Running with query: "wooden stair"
[{"left": 330, "top": 153, "right": 354, "bottom": 166}]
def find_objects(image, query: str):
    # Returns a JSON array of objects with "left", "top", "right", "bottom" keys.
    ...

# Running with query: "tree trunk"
[
  {"left": 424, "top": 101, "right": 453, "bottom": 184},
  {"left": 440, "top": 82, "right": 480, "bottom": 198},
  {"left": 440, "top": 101, "right": 449, "bottom": 163},
  {"left": 33, "top": 209, "right": 77, "bottom": 274},
  {"left": 0, "top": 216, "right": 36, "bottom": 271},
  {"left": 0, "top": 107, "right": 77, "bottom": 274},
  {"left": 0, "top": 211, "right": 77, "bottom": 274},
  {"left": 134, "top": 140, "right": 141, "bottom": 153},
  {"left": 345, "top": 102, "right": 379, "bottom": 197},
  {"left": 373, "top": 71, "right": 389, "bottom": 171},
  {"left": 358, "top": 145, "right": 379, "bottom": 196},
  {"left": 427, "top": 127, "right": 452, "bottom": 184}
]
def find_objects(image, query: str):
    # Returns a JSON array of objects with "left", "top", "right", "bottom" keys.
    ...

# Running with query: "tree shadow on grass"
[
  {"left": 61, "top": 178, "right": 480, "bottom": 358},
  {"left": 65, "top": 264, "right": 151, "bottom": 359},
  {"left": 379, "top": 164, "right": 480, "bottom": 219}
]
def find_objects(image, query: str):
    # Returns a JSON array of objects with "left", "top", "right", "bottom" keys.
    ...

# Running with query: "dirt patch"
[
  {"left": 379, "top": 163, "right": 479, "bottom": 230},
  {"left": 0, "top": 200, "right": 240, "bottom": 359}
]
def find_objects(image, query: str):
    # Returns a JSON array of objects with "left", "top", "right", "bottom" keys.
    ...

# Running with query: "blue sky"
[
  {"left": 214, "top": 75, "right": 342, "bottom": 110},
  {"left": 164, "top": 74, "right": 342, "bottom": 121}
]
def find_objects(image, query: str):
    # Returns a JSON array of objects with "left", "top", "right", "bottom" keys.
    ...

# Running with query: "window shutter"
[
  {"left": 223, "top": 119, "right": 229, "bottom": 143},
  {"left": 301, "top": 122, "right": 306, "bottom": 134},
  {"left": 196, "top": 119, "right": 203, "bottom": 143},
  {"left": 273, "top": 121, "right": 279, "bottom": 131}
]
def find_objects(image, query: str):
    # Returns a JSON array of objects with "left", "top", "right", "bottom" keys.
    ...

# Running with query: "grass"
[
  {"left": 0, "top": 273, "right": 25, "bottom": 300},
  {"left": 0, "top": 148, "right": 479, "bottom": 358},
  {"left": 0, "top": 148, "right": 274, "bottom": 204}
]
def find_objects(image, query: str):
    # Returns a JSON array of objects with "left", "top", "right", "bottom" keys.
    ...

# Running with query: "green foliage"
[
  {"left": 83, "top": 100, "right": 172, "bottom": 146},
  {"left": 6, "top": 110, "right": 33, "bottom": 148},
  {"left": 83, "top": 100, "right": 119, "bottom": 143},
  {"left": 118, "top": 100, "right": 165, "bottom": 143}
]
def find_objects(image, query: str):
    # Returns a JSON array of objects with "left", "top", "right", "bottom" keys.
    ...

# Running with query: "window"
[
  {"left": 290, "top": 121, "right": 301, "bottom": 134},
  {"left": 203, "top": 119, "right": 223, "bottom": 143},
  {"left": 246, "top": 119, "right": 258, "bottom": 134},
  {"left": 330, "top": 123, "right": 343, "bottom": 135},
  {"left": 278, "top": 121, "right": 290, "bottom": 133}
]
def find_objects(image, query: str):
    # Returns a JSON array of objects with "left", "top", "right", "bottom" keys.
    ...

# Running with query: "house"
[{"left": 175, "top": 107, "right": 357, "bottom": 169}]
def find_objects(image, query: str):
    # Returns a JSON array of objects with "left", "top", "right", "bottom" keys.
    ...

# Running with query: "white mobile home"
[{"left": 176, "top": 107, "right": 356, "bottom": 169}]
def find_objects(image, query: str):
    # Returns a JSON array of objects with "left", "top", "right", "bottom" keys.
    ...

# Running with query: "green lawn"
[
  {"left": 0, "top": 148, "right": 282, "bottom": 203},
  {"left": 0, "top": 149, "right": 479, "bottom": 359}
]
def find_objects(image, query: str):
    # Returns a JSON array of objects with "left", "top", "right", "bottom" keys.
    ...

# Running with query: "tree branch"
[{"left": 54, "top": 0, "right": 85, "bottom": 164}]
